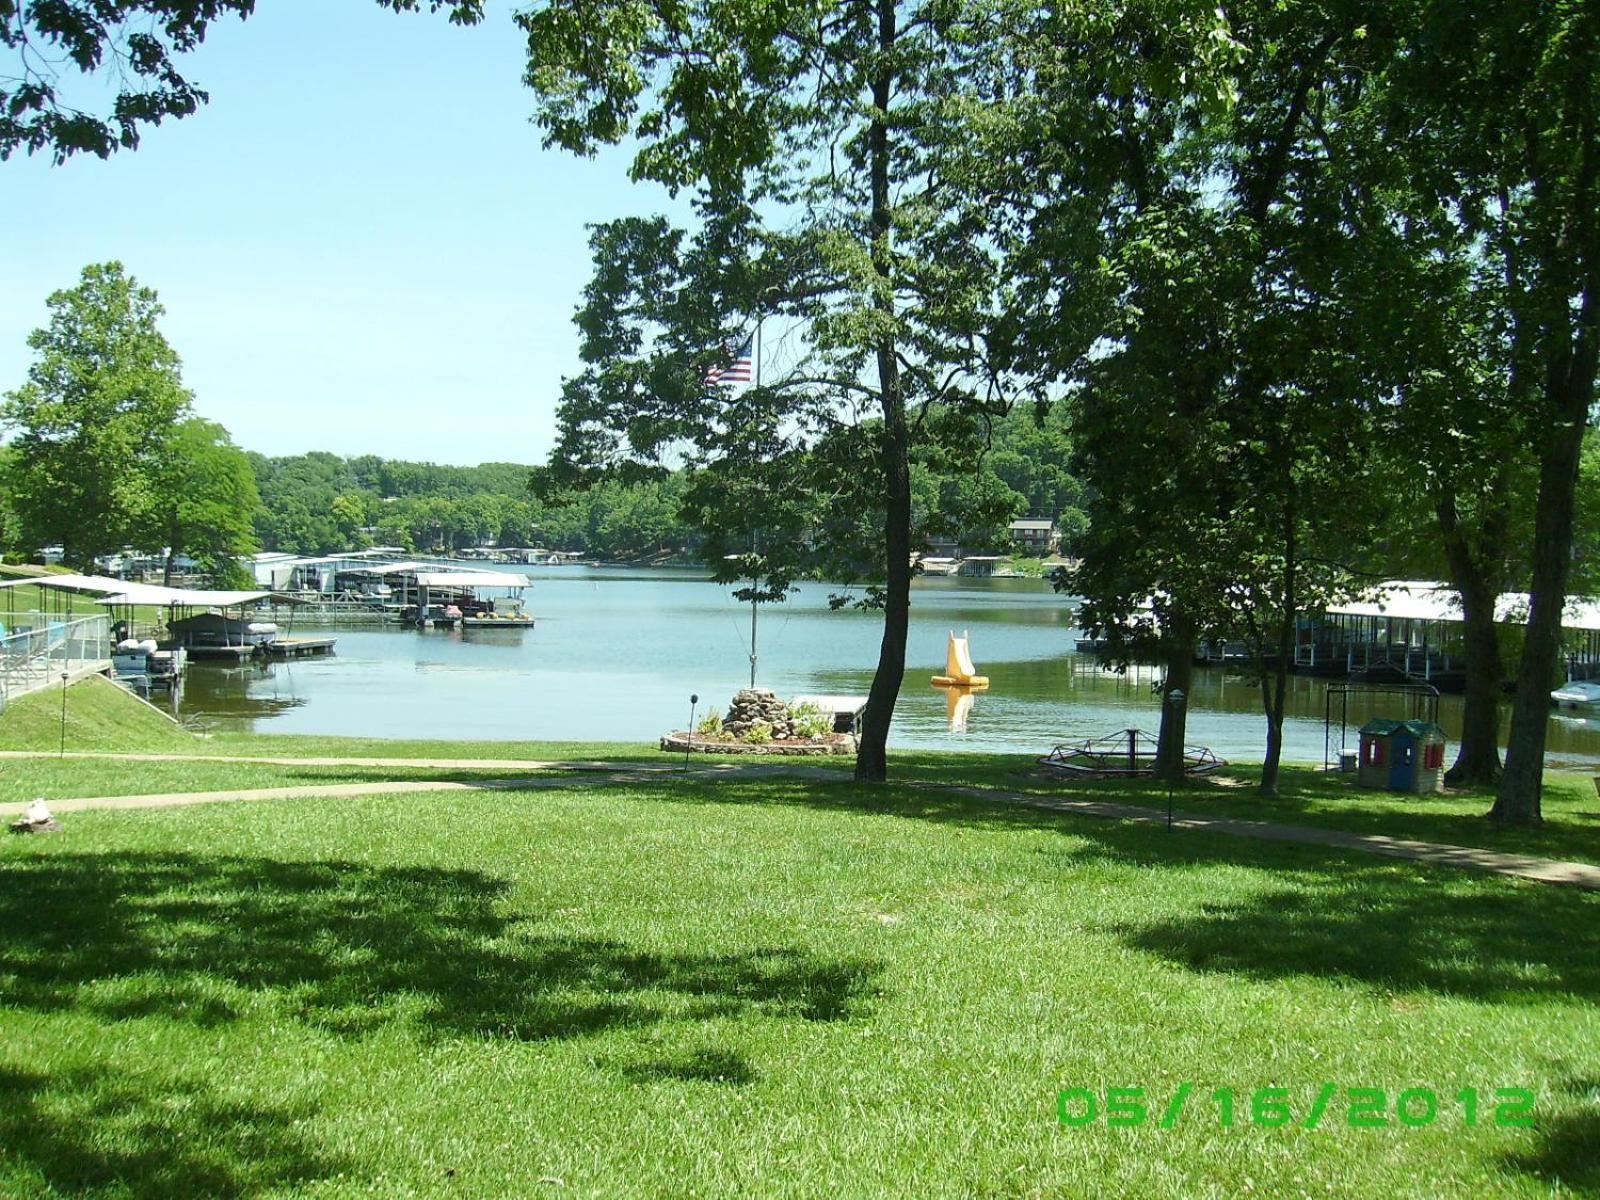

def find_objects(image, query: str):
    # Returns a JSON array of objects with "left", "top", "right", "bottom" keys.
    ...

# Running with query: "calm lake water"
[{"left": 173, "top": 567, "right": 1600, "bottom": 767}]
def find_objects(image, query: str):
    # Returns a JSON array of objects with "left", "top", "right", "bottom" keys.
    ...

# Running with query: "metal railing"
[{"left": 0, "top": 613, "right": 111, "bottom": 706}]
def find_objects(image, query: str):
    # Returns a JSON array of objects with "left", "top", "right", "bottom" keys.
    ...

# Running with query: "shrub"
[
  {"left": 789, "top": 701, "right": 833, "bottom": 741},
  {"left": 696, "top": 707, "right": 724, "bottom": 736},
  {"left": 743, "top": 720, "right": 773, "bottom": 745}
]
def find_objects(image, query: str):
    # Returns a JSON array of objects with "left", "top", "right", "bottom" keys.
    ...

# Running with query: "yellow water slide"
[{"left": 932, "top": 629, "right": 989, "bottom": 689}]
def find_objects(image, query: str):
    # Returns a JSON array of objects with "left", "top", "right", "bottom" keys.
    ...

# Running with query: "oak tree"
[{"left": 3, "top": 261, "right": 193, "bottom": 569}]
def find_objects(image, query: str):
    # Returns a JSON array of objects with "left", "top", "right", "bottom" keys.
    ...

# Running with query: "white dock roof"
[
  {"left": 93, "top": 583, "right": 277, "bottom": 607},
  {"left": 412, "top": 570, "right": 526, "bottom": 589},
  {"left": 1327, "top": 581, "right": 1600, "bottom": 632},
  {"left": 349, "top": 561, "right": 431, "bottom": 575},
  {"left": 0, "top": 573, "right": 131, "bottom": 594}
]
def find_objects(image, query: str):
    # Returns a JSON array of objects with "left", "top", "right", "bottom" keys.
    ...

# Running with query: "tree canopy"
[
  {"left": 145, "top": 417, "right": 259, "bottom": 584},
  {"left": 521, "top": 0, "right": 1089, "bottom": 779},
  {"left": 2, "top": 261, "right": 193, "bottom": 570},
  {"left": 0, "top": 0, "right": 484, "bottom": 161}
]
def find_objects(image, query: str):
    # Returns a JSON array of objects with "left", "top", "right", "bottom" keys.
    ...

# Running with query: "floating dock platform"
[
  {"left": 183, "top": 644, "right": 256, "bottom": 662},
  {"left": 262, "top": 637, "right": 337, "bottom": 658}
]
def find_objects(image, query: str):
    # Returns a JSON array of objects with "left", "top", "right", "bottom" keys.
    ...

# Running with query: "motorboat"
[
  {"left": 1550, "top": 679, "right": 1600, "bottom": 708},
  {"left": 111, "top": 638, "right": 187, "bottom": 690},
  {"left": 168, "top": 612, "right": 279, "bottom": 660}
]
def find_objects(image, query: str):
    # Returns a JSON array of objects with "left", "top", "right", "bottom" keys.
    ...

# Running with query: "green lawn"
[
  {"left": 0, "top": 676, "right": 198, "bottom": 754},
  {"left": 897, "top": 750, "right": 1600, "bottom": 866},
  {"left": 1, "top": 774, "right": 1595, "bottom": 1198},
  {"left": 6, "top": 678, "right": 1600, "bottom": 867},
  {"left": 0, "top": 756, "right": 591, "bottom": 806}
]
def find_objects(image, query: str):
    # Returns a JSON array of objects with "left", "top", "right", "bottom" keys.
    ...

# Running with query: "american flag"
[{"left": 703, "top": 335, "right": 755, "bottom": 385}]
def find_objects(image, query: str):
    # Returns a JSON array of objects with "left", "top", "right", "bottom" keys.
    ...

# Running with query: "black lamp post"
[
  {"left": 685, "top": 693, "right": 699, "bottom": 770},
  {"left": 1166, "top": 688, "right": 1185, "bottom": 830}
]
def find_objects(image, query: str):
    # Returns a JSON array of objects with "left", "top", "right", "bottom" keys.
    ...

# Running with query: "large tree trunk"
[
  {"left": 1493, "top": 365, "right": 1593, "bottom": 822},
  {"left": 857, "top": 410, "right": 910, "bottom": 782},
  {"left": 1436, "top": 493, "right": 1509, "bottom": 787},
  {"left": 1450, "top": 596, "right": 1507, "bottom": 787},
  {"left": 1259, "top": 646, "right": 1289, "bottom": 797},
  {"left": 1259, "top": 512, "right": 1296, "bottom": 798},
  {"left": 1155, "top": 612, "right": 1196, "bottom": 784},
  {"left": 854, "top": 0, "right": 904, "bottom": 784},
  {"left": 1493, "top": 77, "right": 1600, "bottom": 819}
]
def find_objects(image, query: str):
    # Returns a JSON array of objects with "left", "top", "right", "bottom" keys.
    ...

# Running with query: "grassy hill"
[{"left": 0, "top": 675, "right": 193, "bottom": 753}]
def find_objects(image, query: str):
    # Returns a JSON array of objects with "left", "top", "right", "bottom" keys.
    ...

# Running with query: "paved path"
[
  {"left": 0, "top": 749, "right": 848, "bottom": 778},
  {"left": 918, "top": 783, "right": 1600, "bottom": 891},
  {"left": 0, "top": 750, "right": 655, "bottom": 773},
  {"left": 0, "top": 775, "right": 619, "bottom": 815},
  {"left": 5, "top": 751, "right": 1596, "bottom": 890}
]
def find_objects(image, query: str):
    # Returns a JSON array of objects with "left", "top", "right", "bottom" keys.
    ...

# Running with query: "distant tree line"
[
  {"left": 248, "top": 452, "right": 695, "bottom": 561},
  {"left": 249, "top": 402, "right": 1088, "bottom": 561}
]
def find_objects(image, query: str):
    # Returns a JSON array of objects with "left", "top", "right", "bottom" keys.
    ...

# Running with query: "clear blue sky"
[{"left": 0, "top": 2, "right": 679, "bottom": 466}]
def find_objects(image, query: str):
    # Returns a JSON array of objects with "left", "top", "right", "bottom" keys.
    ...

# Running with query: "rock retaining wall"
[{"left": 659, "top": 733, "right": 856, "bottom": 756}]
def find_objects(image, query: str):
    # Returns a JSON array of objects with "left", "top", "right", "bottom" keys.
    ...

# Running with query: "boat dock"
[
  {"left": 181, "top": 643, "right": 256, "bottom": 662},
  {"left": 263, "top": 637, "right": 337, "bottom": 658},
  {"left": 1076, "top": 581, "right": 1600, "bottom": 692},
  {"left": 790, "top": 694, "right": 869, "bottom": 734}
]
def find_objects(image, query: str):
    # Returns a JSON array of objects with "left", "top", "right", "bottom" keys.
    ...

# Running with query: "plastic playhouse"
[{"left": 1357, "top": 718, "right": 1447, "bottom": 793}]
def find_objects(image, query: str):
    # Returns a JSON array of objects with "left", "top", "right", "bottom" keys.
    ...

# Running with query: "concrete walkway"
[
  {"left": 0, "top": 774, "right": 637, "bottom": 815},
  {"left": 0, "top": 749, "right": 655, "bottom": 773},
  {"left": 919, "top": 783, "right": 1600, "bottom": 891},
  {"left": 5, "top": 751, "right": 1596, "bottom": 890}
]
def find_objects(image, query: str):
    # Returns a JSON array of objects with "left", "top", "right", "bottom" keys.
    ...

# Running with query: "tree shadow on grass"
[
  {"left": 653, "top": 776, "right": 1599, "bottom": 1002},
  {"left": 0, "top": 852, "right": 879, "bottom": 1039},
  {"left": 1502, "top": 1076, "right": 1600, "bottom": 1194},
  {"left": 616, "top": 1047, "right": 757, "bottom": 1086},
  {"left": 744, "top": 759, "right": 1600, "bottom": 863},
  {"left": 1106, "top": 868, "right": 1600, "bottom": 1002},
  {"left": 0, "top": 1063, "right": 346, "bottom": 1199}
]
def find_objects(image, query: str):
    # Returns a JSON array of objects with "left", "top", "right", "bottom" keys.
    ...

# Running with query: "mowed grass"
[
  {"left": 0, "top": 676, "right": 198, "bottom": 754},
  {"left": 6, "top": 679, "right": 1600, "bottom": 865},
  {"left": 898, "top": 750, "right": 1600, "bottom": 866},
  {"left": 1, "top": 775, "right": 1596, "bottom": 1198},
  {"left": 0, "top": 584, "right": 108, "bottom": 620},
  {"left": 0, "top": 756, "right": 592, "bottom": 806}
]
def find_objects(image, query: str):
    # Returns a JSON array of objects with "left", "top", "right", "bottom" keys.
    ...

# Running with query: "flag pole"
[
  {"left": 751, "top": 317, "right": 762, "bottom": 688},
  {"left": 750, "top": 529, "right": 759, "bottom": 688}
]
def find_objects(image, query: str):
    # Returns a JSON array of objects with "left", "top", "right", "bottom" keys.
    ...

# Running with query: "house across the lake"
[{"left": 1009, "top": 518, "right": 1059, "bottom": 554}]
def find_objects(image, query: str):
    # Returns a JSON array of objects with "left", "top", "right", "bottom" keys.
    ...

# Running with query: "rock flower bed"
[{"left": 660, "top": 688, "right": 857, "bottom": 756}]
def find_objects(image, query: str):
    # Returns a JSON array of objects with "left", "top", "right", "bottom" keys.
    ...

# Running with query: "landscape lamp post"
[
  {"left": 59, "top": 670, "right": 70, "bottom": 758},
  {"left": 1166, "top": 689, "right": 1185, "bottom": 831},
  {"left": 685, "top": 693, "right": 699, "bottom": 771}
]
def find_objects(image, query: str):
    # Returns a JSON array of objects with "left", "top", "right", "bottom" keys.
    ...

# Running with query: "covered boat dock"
[{"left": 1312, "top": 581, "right": 1600, "bottom": 686}]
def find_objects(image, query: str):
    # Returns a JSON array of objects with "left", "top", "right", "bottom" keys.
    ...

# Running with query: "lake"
[{"left": 173, "top": 567, "right": 1600, "bottom": 767}]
